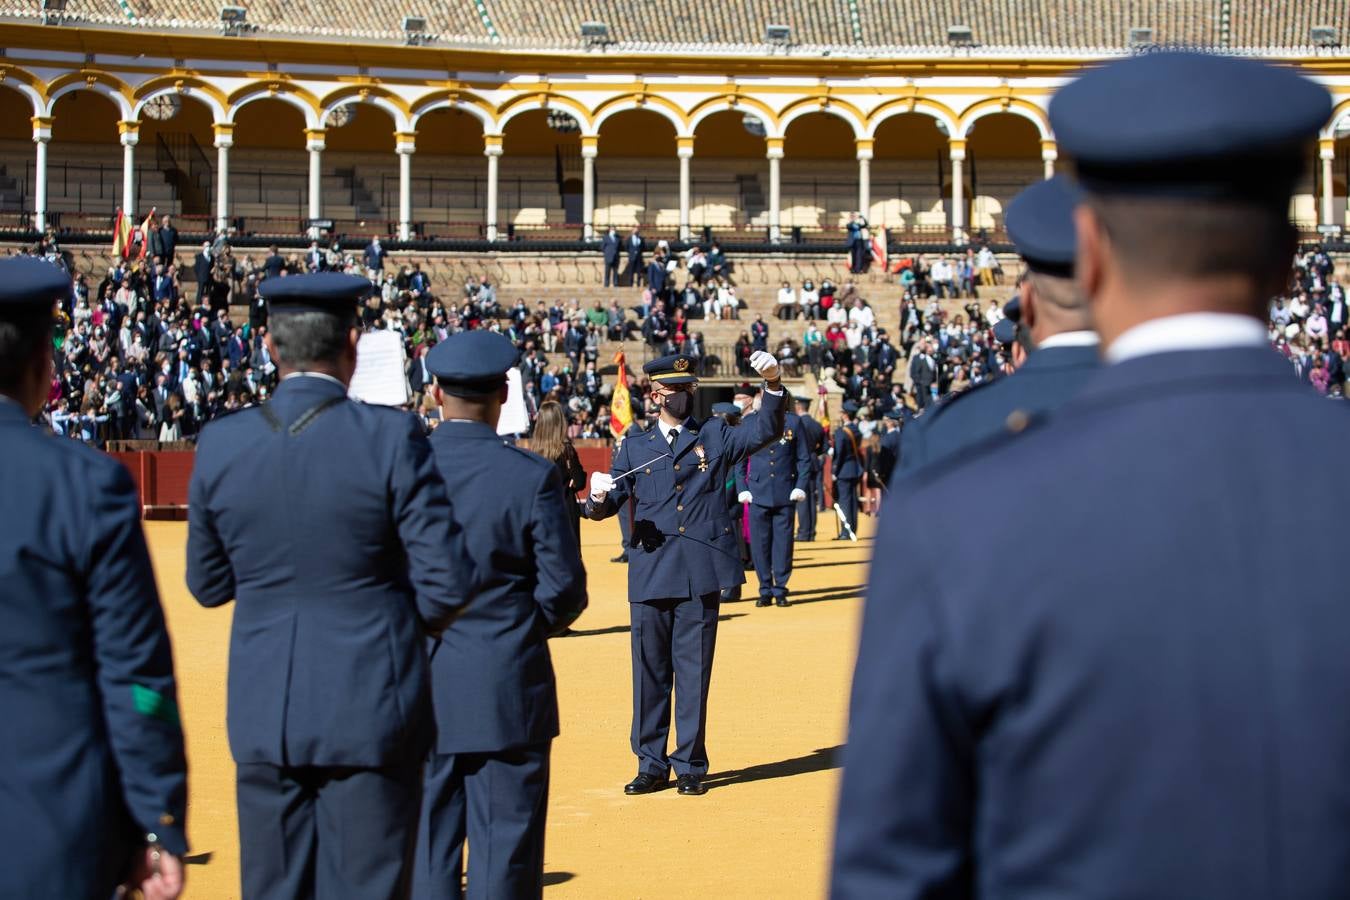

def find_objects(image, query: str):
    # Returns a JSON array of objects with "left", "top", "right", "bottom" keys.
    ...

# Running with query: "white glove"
[
  {"left": 790, "top": 488, "right": 807, "bottom": 502},
  {"left": 748, "top": 350, "right": 780, "bottom": 382},
  {"left": 738, "top": 491, "right": 753, "bottom": 504},
  {"left": 590, "top": 471, "right": 616, "bottom": 500}
]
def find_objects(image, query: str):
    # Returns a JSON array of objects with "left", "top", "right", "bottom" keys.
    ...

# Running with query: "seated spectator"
[
  {"left": 776, "top": 281, "right": 798, "bottom": 320},
  {"left": 800, "top": 280, "right": 820, "bottom": 320},
  {"left": 931, "top": 257, "right": 955, "bottom": 299}
]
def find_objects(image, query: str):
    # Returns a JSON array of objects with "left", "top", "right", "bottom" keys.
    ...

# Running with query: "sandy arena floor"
[{"left": 147, "top": 512, "right": 873, "bottom": 899}]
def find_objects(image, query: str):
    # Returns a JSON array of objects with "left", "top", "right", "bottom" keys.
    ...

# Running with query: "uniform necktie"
[{"left": 668, "top": 428, "right": 679, "bottom": 451}]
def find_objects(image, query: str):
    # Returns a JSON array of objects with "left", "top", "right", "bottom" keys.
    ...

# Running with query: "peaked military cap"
[
  {"left": 733, "top": 382, "right": 759, "bottom": 398},
  {"left": 259, "top": 272, "right": 372, "bottom": 316},
  {"left": 993, "top": 295, "right": 1022, "bottom": 345},
  {"left": 711, "top": 402, "right": 742, "bottom": 417},
  {"left": 644, "top": 353, "right": 698, "bottom": 385},
  {"left": 426, "top": 329, "right": 518, "bottom": 396},
  {"left": 842, "top": 400, "right": 860, "bottom": 414},
  {"left": 1005, "top": 175, "right": 1080, "bottom": 277},
  {"left": 0, "top": 256, "right": 70, "bottom": 315},
  {"left": 1049, "top": 51, "right": 1331, "bottom": 203}
]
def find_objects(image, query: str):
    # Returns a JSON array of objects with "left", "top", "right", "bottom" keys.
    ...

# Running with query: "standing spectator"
[
  {"left": 193, "top": 241, "right": 212, "bottom": 306},
  {"left": 150, "top": 213, "right": 178, "bottom": 265},
  {"left": 623, "top": 227, "right": 645, "bottom": 287},
  {"left": 363, "top": 235, "right": 387, "bottom": 280},
  {"left": 531, "top": 399, "right": 587, "bottom": 544},
  {"left": 602, "top": 226, "right": 621, "bottom": 287},
  {"left": 751, "top": 313, "right": 770, "bottom": 352}
]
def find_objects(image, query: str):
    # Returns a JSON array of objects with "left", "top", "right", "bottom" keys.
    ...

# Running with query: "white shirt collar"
[
  {"left": 1037, "top": 331, "right": 1100, "bottom": 351},
  {"left": 282, "top": 371, "right": 348, "bottom": 389},
  {"left": 1105, "top": 314, "right": 1268, "bottom": 365},
  {"left": 658, "top": 418, "right": 682, "bottom": 441}
]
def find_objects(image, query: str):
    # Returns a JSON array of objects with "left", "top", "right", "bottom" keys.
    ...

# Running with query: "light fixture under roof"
[
  {"left": 1311, "top": 26, "right": 1340, "bottom": 48},
  {"left": 220, "top": 5, "right": 248, "bottom": 36},
  {"left": 403, "top": 15, "right": 430, "bottom": 46},
  {"left": 325, "top": 104, "right": 356, "bottom": 128},
  {"left": 581, "top": 21, "right": 609, "bottom": 45},
  {"left": 947, "top": 25, "right": 975, "bottom": 47},
  {"left": 143, "top": 94, "right": 182, "bottom": 121},
  {"left": 765, "top": 24, "right": 791, "bottom": 45}
]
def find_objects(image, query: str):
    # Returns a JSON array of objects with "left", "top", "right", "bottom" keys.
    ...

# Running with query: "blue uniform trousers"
[
  {"left": 630, "top": 594, "right": 720, "bottom": 778},
  {"left": 749, "top": 503, "right": 795, "bottom": 597},
  {"left": 835, "top": 477, "right": 860, "bottom": 536},
  {"left": 796, "top": 475, "right": 818, "bottom": 540},
  {"left": 413, "top": 743, "right": 550, "bottom": 900},
  {"left": 236, "top": 762, "right": 421, "bottom": 900}
]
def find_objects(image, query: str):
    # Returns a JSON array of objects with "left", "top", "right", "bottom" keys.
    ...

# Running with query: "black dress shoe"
[
  {"left": 676, "top": 774, "right": 707, "bottom": 796},
  {"left": 775, "top": 596, "right": 790, "bottom": 607},
  {"left": 611, "top": 553, "right": 629, "bottom": 563},
  {"left": 624, "top": 772, "right": 668, "bottom": 795},
  {"left": 755, "top": 597, "right": 771, "bottom": 607},
  {"left": 833, "top": 535, "right": 849, "bottom": 541}
]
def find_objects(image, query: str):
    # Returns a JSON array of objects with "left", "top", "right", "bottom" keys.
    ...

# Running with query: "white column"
[
  {"left": 119, "top": 122, "right": 139, "bottom": 215},
  {"left": 950, "top": 139, "right": 966, "bottom": 242},
  {"left": 767, "top": 137, "right": 783, "bottom": 243},
  {"left": 677, "top": 136, "right": 693, "bottom": 242},
  {"left": 484, "top": 136, "right": 503, "bottom": 242},
  {"left": 396, "top": 132, "right": 415, "bottom": 241},
  {"left": 856, "top": 139, "right": 873, "bottom": 220},
  {"left": 1320, "top": 139, "right": 1336, "bottom": 228},
  {"left": 1041, "top": 140, "right": 1057, "bottom": 180},
  {"left": 581, "top": 136, "right": 597, "bottom": 241},
  {"left": 213, "top": 123, "right": 232, "bottom": 235},
  {"left": 306, "top": 128, "right": 325, "bottom": 233},
  {"left": 32, "top": 117, "right": 51, "bottom": 233}
]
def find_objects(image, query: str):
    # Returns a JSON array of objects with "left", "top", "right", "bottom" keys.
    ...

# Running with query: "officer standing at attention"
[
  {"left": 835, "top": 53, "right": 1350, "bottom": 898},
  {"left": 711, "top": 401, "right": 749, "bottom": 602},
  {"left": 188, "top": 272, "right": 474, "bottom": 900},
  {"left": 875, "top": 407, "right": 904, "bottom": 488},
  {"left": 792, "top": 395, "right": 826, "bottom": 541},
  {"left": 586, "top": 349, "right": 784, "bottom": 796},
  {"left": 829, "top": 400, "right": 863, "bottom": 539},
  {"left": 897, "top": 174, "right": 1099, "bottom": 475},
  {"left": 414, "top": 330, "right": 588, "bottom": 900},
  {"left": 736, "top": 390, "right": 811, "bottom": 606},
  {"left": 0, "top": 256, "right": 188, "bottom": 900}
]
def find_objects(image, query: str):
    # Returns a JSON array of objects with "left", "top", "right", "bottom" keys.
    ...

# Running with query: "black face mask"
[{"left": 662, "top": 390, "right": 693, "bottom": 420}]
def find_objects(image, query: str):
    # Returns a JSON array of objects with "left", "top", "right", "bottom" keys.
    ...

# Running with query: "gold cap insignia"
[{"left": 673, "top": 357, "right": 690, "bottom": 372}]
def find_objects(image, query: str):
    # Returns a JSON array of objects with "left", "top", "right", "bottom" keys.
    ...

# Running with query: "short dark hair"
[
  {"left": 268, "top": 311, "right": 353, "bottom": 367},
  {"left": 0, "top": 310, "right": 53, "bottom": 392}
]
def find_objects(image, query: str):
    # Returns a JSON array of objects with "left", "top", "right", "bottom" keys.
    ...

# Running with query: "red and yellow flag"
[
  {"left": 137, "top": 207, "right": 157, "bottom": 260},
  {"left": 610, "top": 349, "right": 632, "bottom": 440},
  {"left": 111, "top": 208, "right": 132, "bottom": 259}
]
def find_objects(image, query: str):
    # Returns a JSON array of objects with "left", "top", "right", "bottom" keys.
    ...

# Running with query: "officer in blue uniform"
[
  {"left": 835, "top": 53, "right": 1350, "bottom": 899},
  {"left": 711, "top": 401, "right": 749, "bottom": 602},
  {"left": 0, "top": 256, "right": 189, "bottom": 900},
  {"left": 414, "top": 330, "right": 588, "bottom": 900},
  {"left": 875, "top": 407, "right": 904, "bottom": 488},
  {"left": 897, "top": 174, "right": 1100, "bottom": 476},
  {"left": 188, "top": 272, "right": 474, "bottom": 900},
  {"left": 586, "top": 349, "right": 785, "bottom": 796},
  {"left": 830, "top": 400, "right": 863, "bottom": 538},
  {"left": 793, "top": 395, "right": 826, "bottom": 541},
  {"left": 736, "top": 394, "right": 811, "bottom": 606}
]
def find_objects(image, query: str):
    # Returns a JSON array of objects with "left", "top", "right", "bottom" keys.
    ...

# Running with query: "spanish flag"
[
  {"left": 137, "top": 207, "right": 157, "bottom": 260},
  {"left": 111, "top": 208, "right": 132, "bottom": 259},
  {"left": 870, "top": 224, "right": 887, "bottom": 271},
  {"left": 610, "top": 349, "right": 633, "bottom": 440}
]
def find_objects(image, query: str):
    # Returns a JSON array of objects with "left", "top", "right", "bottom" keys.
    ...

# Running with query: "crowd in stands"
[{"left": 20, "top": 224, "right": 1350, "bottom": 451}]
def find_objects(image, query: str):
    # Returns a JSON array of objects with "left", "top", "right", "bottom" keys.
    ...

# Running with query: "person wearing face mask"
[
  {"left": 896, "top": 175, "right": 1100, "bottom": 476},
  {"left": 586, "top": 349, "right": 784, "bottom": 796}
]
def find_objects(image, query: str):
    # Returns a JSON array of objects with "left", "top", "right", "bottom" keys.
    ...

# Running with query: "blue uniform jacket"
[
  {"left": 0, "top": 400, "right": 188, "bottom": 897},
  {"left": 898, "top": 343, "right": 1100, "bottom": 475},
  {"left": 836, "top": 347, "right": 1350, "bottom": 899},
  {"left": 586, "top": 389, "right": 785, "bottom": 599},
  {"left": 187, "top": 375, "right": 473, "bottom": 768},
  {"left": 796, "top": 413, "right": 826, "bottom": 472},
  {"left": 426, "top": 420, "right": 588, "bottom": 754},
  {"left": 831, "top": 421, "right": 863, "bottom": 480},
  {"left": 735, "top": 411, "right": 812, "bottom": 507}
]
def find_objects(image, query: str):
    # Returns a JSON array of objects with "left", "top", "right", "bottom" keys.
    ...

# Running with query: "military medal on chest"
[
  {"left": 780, "top": 427, "right": 793, "bottom": 446},
  {"left": 694, "top": 444, "right": 709, "bottom": 472}
]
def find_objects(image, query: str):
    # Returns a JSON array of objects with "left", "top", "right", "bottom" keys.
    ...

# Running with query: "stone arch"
[
  {"left": 1324, "top": 96, "right": 1350, "bottom": 139},
  {"left": 131, "top": 76, "right": 228, "bottom": 123},
  {"left": 588, "top": 93, "right": 688, "bottom": 137},
  {"left": 777, "top": 97, "right": 866, "bottom": 140},
  {"left": 45, "top": 70, "right": 133, "bottom": 119},
  {"left": 687, "top": 96, "right": 778, "bottom": 139},
  {"left": 409, "top": 90, "right": 497, "bottom": 132},
  {"left": 318, "top": 84, "right": 412, "bottom": 132},
  {"left": 494, "top": 93, "right": 592, "bottom": 134},
  {"left": 956, "top": 97, "right": 1052, "bottom": 141},
  {"left": 0, "top": 65, "right": 47, "bottom": 119},
  {"left": 225, "top": 82, "right": 321, "bottom": 129},
  {"left": 865, "top": 96, "right": 961, "bottom": 140}
]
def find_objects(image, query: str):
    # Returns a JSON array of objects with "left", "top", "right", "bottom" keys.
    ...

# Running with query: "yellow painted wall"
[
  {"left": 416, "top": 107, "right": 485, "bottom": 155},
  {"left": 689, "top": 110, "right": 766, "bottom": 158},
  {"left": 325, "top": 104, "right": 396, "bottom": 152},
  {"left": 596, "top": 109, "right": 675, "bottom": 156},
  {"left": 968, "top": 114, "right": 1041, "bottom": 159},
  {"left": 0, "top": 87, "right": 32, "bottom": 141},
  {"left": 50, "top": 91, "right": 120, "bottom": 143},
  {"left": 783, "top": 113, "right": 855, "bottom": 159},
  {"left": 138, "top": 98, "right": 215, "bottom": 148},
  {"left": 874, "top": 114, "right": 946, "bottom": 159},
  {"left": 502, "top": 109, "right": 579, "bottom": 156},
  {"left": 231, "top": 99, "right": 307, "bottom": 148}
]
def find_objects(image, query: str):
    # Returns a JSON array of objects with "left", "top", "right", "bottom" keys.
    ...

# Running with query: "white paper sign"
[
  {"left": 496, "top": 368, "right": 530, "bottom": 436},
  {"left": 348, "top": 331, "right": 410, "bottom": 407}
]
